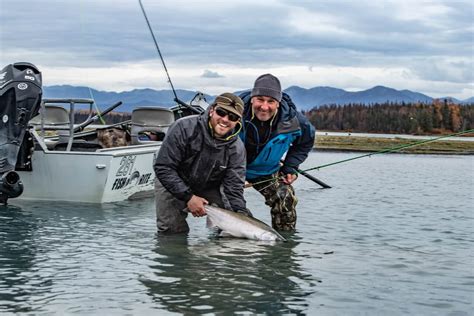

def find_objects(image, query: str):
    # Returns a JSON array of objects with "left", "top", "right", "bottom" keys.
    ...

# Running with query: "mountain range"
[{"left": 43, "top": 85, "right": 473, "bottom": 112}]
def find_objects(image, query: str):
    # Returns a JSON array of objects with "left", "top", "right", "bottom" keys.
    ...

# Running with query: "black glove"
[{"left": 235, "top": 208, "right": 253, "bottom": 218}]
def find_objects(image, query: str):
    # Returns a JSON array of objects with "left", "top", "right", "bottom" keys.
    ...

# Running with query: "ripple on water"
[{"left": 1, "top": 153, "right": 473, "bottom": 315}]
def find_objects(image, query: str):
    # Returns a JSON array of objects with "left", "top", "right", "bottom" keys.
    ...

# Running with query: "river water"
[{"left": 1, "top": 152, "right": 472, "bottom": 315}]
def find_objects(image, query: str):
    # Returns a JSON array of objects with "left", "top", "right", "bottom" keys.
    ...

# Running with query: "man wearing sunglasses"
[
  {"left": 239, "top": 74, "right": 315, "bottom": 231},
  {"left": 154, "top": 92, "right": 250, "bottom": 234}
]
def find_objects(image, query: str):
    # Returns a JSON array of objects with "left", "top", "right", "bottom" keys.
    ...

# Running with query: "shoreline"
[
  {"left": 316, "top": 131, "right": 474, "bottom": 142},
  {"left": 314, "top": 135, "right": 474, "bottom": 155}
]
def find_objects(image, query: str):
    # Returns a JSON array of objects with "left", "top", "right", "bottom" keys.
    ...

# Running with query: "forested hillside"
[
  {"left": 75, "top": 111, "right": 131, "bottom": 125},
  {"left": 75, "top": 99, "right": 474, "bottom": 135},
  {"left": 307, "top": 100, "right": 474, "bottom": 134}
]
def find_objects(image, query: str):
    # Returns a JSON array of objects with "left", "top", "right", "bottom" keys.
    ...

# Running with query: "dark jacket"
[
  {"left": 239, "top": 91, "right": 315, "bottom": 180},
  {"left": 154, "top": 108, "right": 246, "bottom": 212}
]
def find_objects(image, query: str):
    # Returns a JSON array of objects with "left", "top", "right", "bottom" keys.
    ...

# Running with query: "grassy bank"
[{"left": 315, "top": 135, "right": 474, "bottom": 155}]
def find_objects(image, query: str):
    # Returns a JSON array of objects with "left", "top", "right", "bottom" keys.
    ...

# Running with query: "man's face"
[
  {"left": 209, "top": 106, "right": 239, "bottom": 137},
  {"left": 251, "top": 96, "right": 279, "bottom": 121}
]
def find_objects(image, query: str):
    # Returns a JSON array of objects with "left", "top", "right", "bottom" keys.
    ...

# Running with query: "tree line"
[
  {"left": 74, "top": 111, "right": 131, "bottom": 125},
  {"left": 73, "top": 99, "right": 474, "bottom": 135},
  {"left": 306, "top": 100, "right": 474, "bottom": 134}
]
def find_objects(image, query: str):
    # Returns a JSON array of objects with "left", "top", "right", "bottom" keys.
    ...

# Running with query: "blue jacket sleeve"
[{"left": 280, "top": 111, "right": 316, "bottom": 175}]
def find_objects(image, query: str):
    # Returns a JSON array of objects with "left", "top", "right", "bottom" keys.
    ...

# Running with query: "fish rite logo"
[
  {"left": 111, "top": 155, "right": 152, "bottom": 190},
  {"left": 0, "top": 72, "right": 6, "bottom": 80},
  {"left": 111, "top": 171, "right": 153, "bottom": 190}
]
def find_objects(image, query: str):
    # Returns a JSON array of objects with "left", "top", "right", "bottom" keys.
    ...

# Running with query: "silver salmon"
[{"left": 204, "top": 205, "right": 286, "bottom": 241}]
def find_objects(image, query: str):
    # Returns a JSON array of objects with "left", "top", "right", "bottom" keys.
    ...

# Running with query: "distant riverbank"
[{"left": 314, "top": 133, "right": 474, "bottom": 155}]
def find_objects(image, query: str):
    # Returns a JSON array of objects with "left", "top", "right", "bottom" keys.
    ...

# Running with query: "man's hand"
[
  {"left": 187, "top": 195, "right": 208, "bottom": 217},
  {"left": 282, "top": 173, "right": 298, "bottom": 185}
]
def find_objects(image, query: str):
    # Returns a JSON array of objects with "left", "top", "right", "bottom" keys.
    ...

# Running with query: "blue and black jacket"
[{"left": 239, "top": 91, "right": 315, "bottom": 181}]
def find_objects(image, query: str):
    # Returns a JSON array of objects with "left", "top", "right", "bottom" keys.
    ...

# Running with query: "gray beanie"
[{"left": 250, "top": 73, "right": 282, "bottom": 102}]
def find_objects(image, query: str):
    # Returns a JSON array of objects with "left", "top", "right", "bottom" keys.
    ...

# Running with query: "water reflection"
[
  {"left": 0, "top": 201, "right": 110, "bottom": 313},
  {"left": 0, "top": 203, "right": 44, "bottom": 313},
  {"left": 142, "top": 233, "right": 318, "bottom": 314},
  {"left": 0, "top": 153, "right": 471, "bottom": 314}
]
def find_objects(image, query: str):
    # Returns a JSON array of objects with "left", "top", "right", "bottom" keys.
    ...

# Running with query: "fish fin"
[
  {"left": 206, "top": 216, "right": 217, "bottom": 229},
  {"left": 218, "top": 231, "right": 234, "bottom": 238}
]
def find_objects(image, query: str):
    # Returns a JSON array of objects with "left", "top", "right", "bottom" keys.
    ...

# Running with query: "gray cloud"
[
  {"left": 201, "top": 70, "right": 224, "bottom": 78},
  {"left": 0, "top": 0, "right": 472, "bottom": 98}
]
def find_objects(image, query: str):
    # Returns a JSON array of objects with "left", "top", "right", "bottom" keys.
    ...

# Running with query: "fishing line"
[
  {"left": 247, "top": 129, "right": 474, "bottom": 190},
  {"left": 87, "top": 89, "right": 106, "bottom": 125},
  {"left": 303, "top": 128, "right": 474, "bottom": 172},
  {"left": 138, "top": 0, "right": 203, "bottom": 114},
  {"left": 78, "top": 1, "right": 105, "bottom": 125},
  {"left": 138, "top": 0, "right": 179, "bottom": 101}
]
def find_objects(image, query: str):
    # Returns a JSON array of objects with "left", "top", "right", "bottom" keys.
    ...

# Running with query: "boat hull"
[{"left": 17, "top": 144, "right": 160, "bottom": 203}]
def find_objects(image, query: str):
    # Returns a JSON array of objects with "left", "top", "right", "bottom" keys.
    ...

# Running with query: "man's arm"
[
  {"left": 280, "top": 111, "right": 316, "bottom": 178},
  {"left": 221, "top": 140, "right": 247, "bottom": 212},
  {"left": 153, "top": 121, "right": 194, "bottom": 202},
  {"left": 154, "top": 120, "right": 211, "bottom": 216}
]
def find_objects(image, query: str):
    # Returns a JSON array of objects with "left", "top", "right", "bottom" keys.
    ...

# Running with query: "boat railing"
[
  {"left": 30, "top": 98, "right": 95, "bottom": 129},
  {"left": 29, "top": 98, "right": 125, "bottom": 151},
  {"left": 28, "top": 96, "right": 203, "bottom": 152}
]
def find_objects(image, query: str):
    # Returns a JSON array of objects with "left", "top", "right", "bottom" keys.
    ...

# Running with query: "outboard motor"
[{"left": 0, "top": 62, "right": 42, "bottom": 203}]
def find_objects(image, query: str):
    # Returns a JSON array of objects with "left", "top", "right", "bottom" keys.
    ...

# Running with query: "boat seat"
[
  {"left": 29, "top": 105, "right": 70, "bottom": 127},
  {"left": 130, "top": 107, "right": 174, "bottom": 145},
  {"left": 29, "top": 105, "right": 72, "bottom": 149}
]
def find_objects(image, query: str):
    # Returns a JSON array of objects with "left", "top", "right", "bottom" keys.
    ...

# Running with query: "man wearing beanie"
[
  {"left": 154, "top": 92, "right": 250, "bottom": 234},
  {"left": 239, "top": 74, "right": 315, "bottom": 231}
]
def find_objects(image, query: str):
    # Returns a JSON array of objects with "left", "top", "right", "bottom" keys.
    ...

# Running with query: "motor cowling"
[{"left": 0, "top": 62, "right": 42, "bottom": 203}]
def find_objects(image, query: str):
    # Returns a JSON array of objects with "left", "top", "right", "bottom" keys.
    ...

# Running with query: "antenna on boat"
[{"left": 138, "top": 0, "right": 202, "bottom": 114}]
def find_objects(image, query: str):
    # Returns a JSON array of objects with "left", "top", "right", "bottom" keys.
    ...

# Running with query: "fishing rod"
[
  {"left": 303, "top": 128, "right": 474, "bottom": 173},
  {"left": 296, "top": 167, "right": 331, "bottom": 188},
  {"left": 279, "top": 159, "right": 331, "bottom": 189},
  {"left": 249, "top": 129, "right": 474, "bottom": 190},
  {"left": 137, "top": 0, "right": 327, "bottom": 190},
  {"left": 245, "top": 163, "right": 331, "bottom": 190},
  {"left": 138, "top": 0, "right": 202, "bottom": 114}
]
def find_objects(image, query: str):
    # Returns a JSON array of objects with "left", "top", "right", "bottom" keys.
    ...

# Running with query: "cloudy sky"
[{"left": 1, "top": 0, "right": 473, "bottom": 99}]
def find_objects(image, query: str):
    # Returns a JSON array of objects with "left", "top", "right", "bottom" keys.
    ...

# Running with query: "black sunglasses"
[{"left": 214, "top": 107, "right": 240, "bottom": 122}]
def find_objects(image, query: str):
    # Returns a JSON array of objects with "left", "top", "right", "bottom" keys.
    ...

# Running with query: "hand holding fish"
[{"left": 187, "top": 195, "right": 208, "bottom": 217}]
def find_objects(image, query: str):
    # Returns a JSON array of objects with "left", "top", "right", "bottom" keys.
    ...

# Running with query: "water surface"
[{"left": 1, "top": 152, "right": 472, "bottom": 315}]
